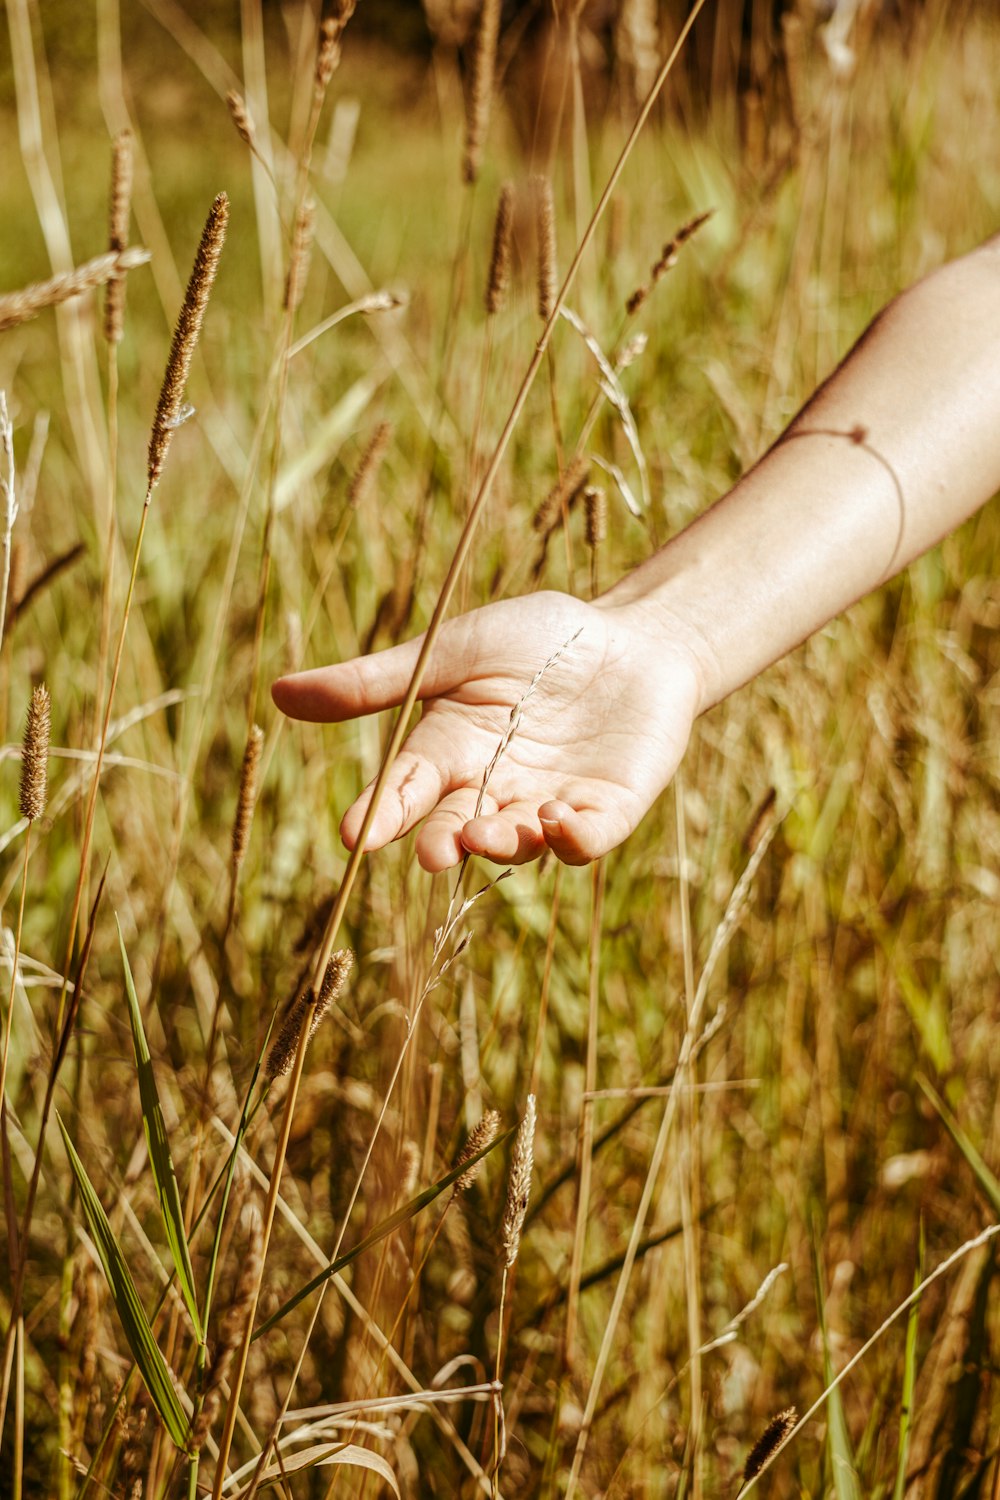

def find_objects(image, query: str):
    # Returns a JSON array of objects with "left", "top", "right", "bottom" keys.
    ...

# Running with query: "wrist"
[{"left": 595, "top": 581, "right": 719, "bottom": 721}]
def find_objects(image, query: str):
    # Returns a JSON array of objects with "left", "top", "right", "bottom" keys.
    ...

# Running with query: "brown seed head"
[
  {"left": 0, "top": 248, "right": 150, "bottom": 334},
  {"left": 535, "top": 176, "right": 557, "bottom": 322},
  {"left": 104, "top": 130, "right": 134, "bottom": 344},
  {"left": 348, "top": 422, "right": 391, "bottom": 510},
  {"left": 265, "top": 949, "right": 354, "bottom": 1081},
  {"left": 485, "top": 182, "right": 514, "bottom": 316},
  {"left": 226, "top": 89, "right": 256, "bottom": 150},
  {"left": 315, "top": 4, "right": 356, "bottom": 97},
  {"left": 742, "top": 1406, "right": 797, "bottom": 1484},
  {"left": 231, "top": 724, "right": 264, "bottom": 873},
  {"left": 532, "top": 453, "right": 590, "bottom": 534},
  {"left": 284, "top": 196, "right": 315, "bottom": 313},
  {"left": 583, "top": 486, "right": 607, "bottom": 548},
  {"left": 453, "top": 1108, "right": 501, "bottom": 1193},
  {"left": 501, "top": 1093, "right": 536, "bottom": 1267},
  {"left": 462, "top": 0, "right": 501, "bottom": 185},
  {"left": 147, "top": 192, "right": 229, "bottom": 491},
  {"left": 649, "top": 209, "right": 713, "bottom": 286},
  {"left": 19, "top": 684, "right": 50, "bottom": 823}
]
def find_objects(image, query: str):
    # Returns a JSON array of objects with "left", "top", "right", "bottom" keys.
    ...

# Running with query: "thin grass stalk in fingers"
[
  {"left": 563, "top": 859, "right": 604, "bottom": 1372},
  {"left": 307, "top": 0, "right": 711, "bottom": 993}
]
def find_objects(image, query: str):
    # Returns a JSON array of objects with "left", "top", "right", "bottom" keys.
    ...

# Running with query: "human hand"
[{"left": 271, "top": 590, "right": 704, "bottom": 870}]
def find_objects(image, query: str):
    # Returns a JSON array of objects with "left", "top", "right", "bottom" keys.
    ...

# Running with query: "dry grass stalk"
[
  {"left": 315, "top": 4, "right": 356, "bottom": 98},
  {"left": 348, "top": 422, "right": 392, "bottom": 509},
  {"left": 147, "top": 192, "right": 229, "bottom": 491},
  {"left": 284, "top": 196, "right": 315, "bottom": 313},
  {"left": 264, "top": 949, "right": 354, "bottom": 1080},
  {"left": 532, "top": 452, "right": 590, "bottom": 533},
  {"left": 225, "top": 89, "right": 256, "bottom": 150},
  {"left": 0, "top": 247, "right": 149, "bottom": 334},
  {"left": 583, "top": 486, "right": 606, "bottom": 548},
  {"left": 462, "top": 0, "right": 501, "bottom": 184},
  {"left": 19, "top": 684, "right": 50, "bottom": 823},
  {"left": 501, "top": 1094, "right": 536, "bottom": 1268},
  {"left": 535, "top": 176, "right": 557, "bottom": 322},
  {"left": 191, "top": 1203, "right": 264, "bottom": 1452},
  {"left": 485, "top": 182, "right": 514, "bottom": 315},
  {"left": 625, "top": 208, "right": 712, "bottom": 316},
  {"left": 453, "top": 1108, "right": 501, "bottom": 1193},
  {"left": 741, "top": 1407, "right": 797, "bottom": 1484},
  {"left": 103, "top": 130, "right": 134, "bottom": 344},
  {"left": 231, "top": 724, "right": 264, "bottom": 874}
]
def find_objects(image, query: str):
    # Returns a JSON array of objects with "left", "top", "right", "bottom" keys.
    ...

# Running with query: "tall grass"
[{"left": 1, "top": 1, "right": 1000, "bottom": 1495}]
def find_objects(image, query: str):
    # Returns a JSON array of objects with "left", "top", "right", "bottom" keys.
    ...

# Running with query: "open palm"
[{"left": 272, "top": 591, "right": 703, "bottom": 870}]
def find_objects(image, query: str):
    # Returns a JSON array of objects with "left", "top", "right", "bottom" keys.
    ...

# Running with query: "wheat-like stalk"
[
  {"left": 147, "top": 192, "right": 229, "bottom": 491},
  {"left": 226, "top": 88, "right": 256, "bottom": 149},
  {"left": 0, "top": 247, "right": 149, "bottom": 334},
  {"left": 501, "top": 1095, "right": 536, "bottom": 1268}
]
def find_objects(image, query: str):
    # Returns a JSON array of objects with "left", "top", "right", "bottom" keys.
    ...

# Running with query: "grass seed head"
[
  {"left": 19, "top": 683, "right": 50, "bottom": 823},
  {"left": 584, "top": 486, "right": 607, "bottom": 548},
  {"left": 533, "top": 453, "right": 590, "bottom": 534},
  {"left": 104, "top": 129, "right": 134, "bottom": 344},
  {"left": 265, "top": 949, "right": 353, "bottom": 1080},
  {"left": 462, "top": 0, "right": 501, "bottom": 185},
  {"left": 231, "top": 724, "right": 264, "bottom": 873},
  {"left": 535, "top": 176, "right": 557, "bottom": 322},
  {"left": 742, "top": 1406, "right": 797, "bottom": 1484},
  {"left": 453, "top": 1107, "right": 501, "bottom": 1192},
  {"left": 348, "top": 421, "right": 391, "bottom": 509},
  {"left": 501, "top": 1093, "right": 536, "bottom": 1267},
  {"left": 225, "top": 89, "right": 256, "bottom": 150},
  {"left": 485, "top": 181, "right": 514, "bottom": 315},
  {"left": 284, "top": 195, "right": 316, "bottom": 313},
  {"left": 147, "top": 191, "right": 229, "bottom": 491}
]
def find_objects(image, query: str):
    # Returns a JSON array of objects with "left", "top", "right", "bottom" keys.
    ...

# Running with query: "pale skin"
[{"left": 272, "top": 237, "right": 1000, "bottom": 871}]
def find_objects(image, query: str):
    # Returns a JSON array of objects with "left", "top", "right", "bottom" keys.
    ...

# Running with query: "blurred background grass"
[{"left": 3, "top": 0, "right": 1000, "bottom": 1495}]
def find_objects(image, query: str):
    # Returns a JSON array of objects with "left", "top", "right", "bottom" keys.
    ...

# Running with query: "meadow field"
[{"left": 1, "top": 0, "right": 1000, "bottom": 1495}]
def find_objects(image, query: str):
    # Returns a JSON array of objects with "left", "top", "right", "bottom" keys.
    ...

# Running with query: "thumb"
[{"left": 272, "top": 620, "right": 473, "bottom": 723}]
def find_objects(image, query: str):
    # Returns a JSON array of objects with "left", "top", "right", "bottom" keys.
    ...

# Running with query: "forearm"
[{"left": 604, "top": 237, "right": 1000, "bottom": 712}]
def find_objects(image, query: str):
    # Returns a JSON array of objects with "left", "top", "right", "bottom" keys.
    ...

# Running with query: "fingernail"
[{"left": 539, "top": 816, "right": 561, "bottom": 834}]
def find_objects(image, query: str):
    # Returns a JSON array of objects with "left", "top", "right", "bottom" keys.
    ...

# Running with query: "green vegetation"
[{"left": 1, "top": 1, "right": 1000, "bottom": 1495}]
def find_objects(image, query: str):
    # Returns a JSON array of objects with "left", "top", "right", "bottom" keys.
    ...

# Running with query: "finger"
[
  {"left": 340, "top": 751, "right": 447, "bottom": 852},
  {"left": 415, "top": 789, "right": 499, "bottom": 874},
  {"left": 459, "top": 801, "right": 548, "bottom": 866},
  {"left": 537, "top": 794, "right": 633, "bottom": 866},
  {"left": 272, "top": 635, "right": 429, "bottom": 723}
]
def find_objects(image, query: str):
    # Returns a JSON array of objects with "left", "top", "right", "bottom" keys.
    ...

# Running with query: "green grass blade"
[
  {"left": 57, "top": 1113, "right": 190, "bottom": 1452},
  {"left": 814, "top": 1241, "right": 861, "bottom": 1500},
  {"left": 892, "top": 1224, "right": 923, "bottom": 1500},
  {"left": 253, "top": 1124, "right": 514, "bottom": 1341},
  {"left": 917, "top": 1074, "right": 1000, "bottom": 1216},
  {"left": 117, "top": 918, "right": 203, "bottom": 1339}
]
